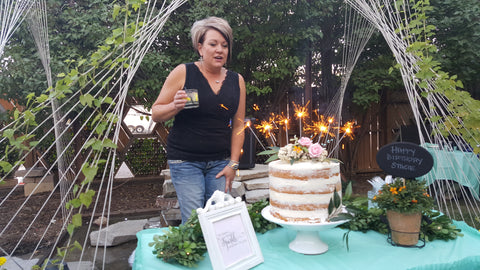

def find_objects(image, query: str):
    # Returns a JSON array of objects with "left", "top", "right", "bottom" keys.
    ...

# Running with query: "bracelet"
[{"left": 228, "top": 160, "right": 239, "bottom": 170}]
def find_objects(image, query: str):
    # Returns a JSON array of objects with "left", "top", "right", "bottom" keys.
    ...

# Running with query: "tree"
[
  {"left": 428, "top": 0, "right": 480, "bottom": 99},
  {"left": 130, "top": 0, "right": 348, "bottom": 119},
  {"left": 297, "top": 0, "right": 345, "bottom": 114},
  {"left": 0, "top": 0, "right": 115, "bottom": 107},
  {"left": 2, "top": 0, "right": 477, "bottom": 150},
  {"left": 131, "top": 0, "right": 310, "bottom": 117},
  {"left": 348, "top": 0, "right": 480, "bottom": 108},
  {"left": 349, "top": 33, "right": 404, "bottom": 110}
]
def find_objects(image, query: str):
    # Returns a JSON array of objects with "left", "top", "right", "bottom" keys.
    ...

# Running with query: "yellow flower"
[
  {"left": 390, "top": 187, "right": 398, "bottom": 195},
  {"left": 0, "top": 257, "right": 6, "bottom": 266},
  {"left": 373, "top": 196, "right": 377, "bottom": 200},
  {"left": 293, "top": 145, "right": 303, "bottom": 153}
]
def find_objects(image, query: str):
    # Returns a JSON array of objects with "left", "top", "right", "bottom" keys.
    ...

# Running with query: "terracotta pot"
[{"left": 386, "top": 210, "right": 422, "bottom": 246}]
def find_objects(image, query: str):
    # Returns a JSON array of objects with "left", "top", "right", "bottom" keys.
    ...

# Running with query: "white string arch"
[
  {"left": 0, "top": 0, "right": 187, "bottom": 268},
  {"left": 344, "top": 0, "right": 480, "bottom": 227}
]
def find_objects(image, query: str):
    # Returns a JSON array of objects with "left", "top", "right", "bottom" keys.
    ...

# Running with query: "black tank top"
[{"left": 166, "top": 63, "right": 240, "bottom": 161}]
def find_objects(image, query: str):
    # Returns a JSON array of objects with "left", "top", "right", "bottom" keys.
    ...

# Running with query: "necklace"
[{"left": 199, "top": 62, "right": 223, "bottom": 84}]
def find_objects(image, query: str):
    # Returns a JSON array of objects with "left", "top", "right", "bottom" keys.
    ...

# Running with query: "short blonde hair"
[{"left": 191, "top": 17, "right": 233, "bottom": 62}]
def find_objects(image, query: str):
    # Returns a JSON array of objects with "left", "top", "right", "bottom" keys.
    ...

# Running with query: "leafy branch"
[
  {"left": 398, "top": 0, "right": 480, "bottom": 153},
  {"left": 328, "top": 182, "right": 353, "bottom": 221},
  {"left": 32, "top": 241, "right": 83, "bottom": 270},
  {"left": 257, "top": 146, "right": 280, "bottom": 163},
  {"left": 1, "top": 1, "right": 145, "bottom": 267},
  {"left": 248, "top": 199, "right": 279, "bottom": 233},
  {"left": 55, "top": 0, "right": 140, "bottom": 240},
  {"left": 0, "top": 93, "right": 47, "bottom": 178}
]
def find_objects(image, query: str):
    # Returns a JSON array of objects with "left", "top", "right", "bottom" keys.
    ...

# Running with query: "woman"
[{"left": 152, "top": 17, "right": 246, "bottom": 223}]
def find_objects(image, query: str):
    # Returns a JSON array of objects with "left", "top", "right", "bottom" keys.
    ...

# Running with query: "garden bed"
[{"left": 0, "top": 178, "right": 162, "bottom": 256}]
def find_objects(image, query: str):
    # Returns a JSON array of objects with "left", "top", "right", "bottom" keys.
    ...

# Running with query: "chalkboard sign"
[{"left": 376, "top": 142, "right": 433, "bottom": 178}]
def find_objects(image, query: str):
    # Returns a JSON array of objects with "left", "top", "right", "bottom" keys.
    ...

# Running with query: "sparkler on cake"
[
  {"left": 252, "top": 102, "right": 356, "bottom": 157},
  {"left": 252, "top": 102, "right": 358, "bottom": 223}
]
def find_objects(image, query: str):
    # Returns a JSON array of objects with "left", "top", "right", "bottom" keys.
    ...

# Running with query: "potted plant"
[{"left": 372, "top": 177, "right": 434, "bottom": 246}]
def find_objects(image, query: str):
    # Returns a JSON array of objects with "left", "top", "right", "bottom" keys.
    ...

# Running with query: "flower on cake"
[
  {"left": 278, "top": 136, "right": 328, "bottom": 164},
  {"left": 297, "top": 137, "right": 312, "bottom": 147},
  {"left": 308, "top": 143, "right": 326, "bottom": 159}
]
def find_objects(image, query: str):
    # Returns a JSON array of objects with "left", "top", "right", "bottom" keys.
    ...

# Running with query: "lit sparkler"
[
  {"left": 256, "top": 120, "right": 277, "bottom": 146},
  {"left": 269, "top": 113, "right": 279, "bottom": 130},
  {"left": 306, "top": 114, "right": 335, "bottom": 144},
  {"left": 277, "top": 113, "right": 290, "bottom": 145},
  {"left": 328, "top": 121, "right": 356, "bottom": 156},
  {"left": 341, "top": 121, "right": 355, "bottom": 140},
  {"left": 245, "top": 120, "right": 267, "bottom": 151},
  {"left": 253, "top": 102, "right": 358, "bottom": 159},
  {"left": 323, "top": 116, "right": 335, "bottom": 144},
  {"left": 293, "top": 101, "right": 309, "bottom": 137}
]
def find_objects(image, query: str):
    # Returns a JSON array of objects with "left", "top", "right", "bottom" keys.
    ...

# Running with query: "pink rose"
[
  {"left": 298, "top": 137, "right": 312, "bottom": 147},
  {"left": 308, "top": 143, "right": 324, "bottom": 158}
]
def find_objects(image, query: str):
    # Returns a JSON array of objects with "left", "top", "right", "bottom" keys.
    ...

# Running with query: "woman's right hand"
[
  {"left": 173, "top": 90, "right": 188, "bottom": 111},
  {"left": 152, "top": 64, "right": 187, "bottom": 122}
]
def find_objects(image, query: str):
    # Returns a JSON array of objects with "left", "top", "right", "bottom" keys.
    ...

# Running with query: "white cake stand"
[{"left": 261, "top": 205, "right": 349, "bottom": 255}]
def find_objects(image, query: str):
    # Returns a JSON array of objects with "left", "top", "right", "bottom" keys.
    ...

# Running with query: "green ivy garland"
[
  {"left": 339, "top": 196, "right": 463, "bottom": 251},
  {"left": 149, "top": 200, "right": 278, "bottom": 267},
  {"left": 149, "top": 211, "right": 207, "bottom": 268},
  {"left": 149, "top": 195, "right": 462, "bottom": 267}
]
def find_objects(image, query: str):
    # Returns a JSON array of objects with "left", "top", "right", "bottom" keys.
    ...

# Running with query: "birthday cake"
[{"left": 268, "top": 159, "right": 341, "bottom": 223}]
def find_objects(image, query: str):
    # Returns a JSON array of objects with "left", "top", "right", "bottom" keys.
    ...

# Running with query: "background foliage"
[
  {"left": 1, "top": 0, "right": 479, "bottom": 168},
  {"left": 2, "top": 0, "right": 479, "bottom": 114}
]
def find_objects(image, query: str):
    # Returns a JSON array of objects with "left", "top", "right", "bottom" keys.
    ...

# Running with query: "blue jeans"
[{"left": 167, "top": 159, "right": 229, "bottom": 223}]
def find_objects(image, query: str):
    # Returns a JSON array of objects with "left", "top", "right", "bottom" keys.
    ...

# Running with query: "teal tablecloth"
[
  {"left": 133, "top": 221, "right": 480, "bottom": 270},
  {"left": 417, "top": 144, "right": 480, "bottom": 200}
]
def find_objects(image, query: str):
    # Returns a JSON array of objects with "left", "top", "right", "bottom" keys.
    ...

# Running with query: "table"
[
  {"left": 133, "top": 220, "right": 480, "bottom": 270},
  {"left": 417, "top": 143, "right": 480, "bottom": 200}
]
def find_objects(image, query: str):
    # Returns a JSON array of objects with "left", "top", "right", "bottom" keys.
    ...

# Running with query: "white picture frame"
[{"left": 197, "top": 196, "right": 264, "bottom": 270}]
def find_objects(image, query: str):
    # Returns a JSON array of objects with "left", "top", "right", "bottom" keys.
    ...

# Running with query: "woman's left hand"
[{"left": 216, "top": 166, "right": 236, "bottom": 193}]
